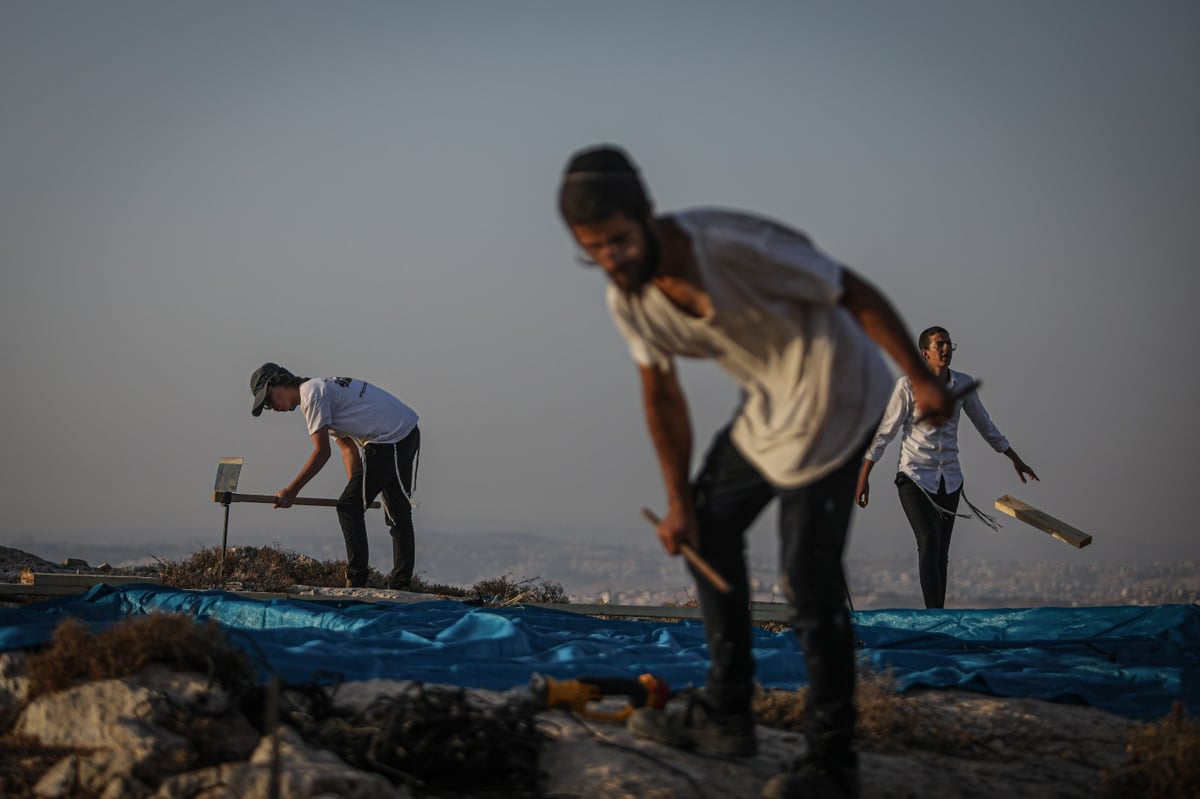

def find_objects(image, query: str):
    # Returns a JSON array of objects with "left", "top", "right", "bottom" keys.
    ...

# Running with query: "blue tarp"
[{"left": 1, "top": 584, "right": 1196, "bottom": 721}]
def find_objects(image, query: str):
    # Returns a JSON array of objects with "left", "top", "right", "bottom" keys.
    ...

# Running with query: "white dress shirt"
[{"left": 864, "top": 369, "right": 1009, "bottom": 494}]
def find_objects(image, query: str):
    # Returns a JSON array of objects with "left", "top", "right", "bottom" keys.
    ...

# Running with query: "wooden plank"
[
  {"left": 212, "top": 492, "right": 380, "bottom": 509},
  {"left": 0, "top": 584, "right": 90, "bottom": 599},
  {"left": 0, "top": 579, "right": 793, "bottom": 622},
  {"left": 994, "top": 495, "right": 1092, "bottom": 549},
  {"left": 21, "top": 573, "right": 163, "bottom": 587}
]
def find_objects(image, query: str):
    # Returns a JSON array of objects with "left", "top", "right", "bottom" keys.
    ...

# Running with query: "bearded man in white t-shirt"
[
  {"left": 557, "top": 145, "right": 956, "bottom": 799},
  {"left": 250, "top": 363, "right": 421, "bottom": 590}
]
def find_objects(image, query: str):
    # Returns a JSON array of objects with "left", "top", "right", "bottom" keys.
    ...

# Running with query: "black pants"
[
  {"left": 336, "top": 427, "right": 420, "bottom": 588},
  {"left": 691, "top": 426, "right": 863, "bottom": 765},
  {"left": 896, "top": 472, "right": 961, "bottom": 609}
]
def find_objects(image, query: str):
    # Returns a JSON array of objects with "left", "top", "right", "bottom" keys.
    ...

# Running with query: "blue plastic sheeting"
[{"left": 0, "top": 585, "right": 1195, "bottom": 721}]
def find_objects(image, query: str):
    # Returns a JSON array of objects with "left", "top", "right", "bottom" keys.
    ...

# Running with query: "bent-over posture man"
[
  {"left": 250, "top": 363, "right": 421, "bottom": 589},
  {"left": 556, "top": 145, "right": 955, "bottom": 799}
]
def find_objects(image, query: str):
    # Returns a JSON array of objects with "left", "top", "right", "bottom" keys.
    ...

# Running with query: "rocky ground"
[
  {"left": 0, "top": 651, "right": 1139, "bottom": 799},
  {"left": 0, "top": 544, "right": 1169, "bottom": 798}
]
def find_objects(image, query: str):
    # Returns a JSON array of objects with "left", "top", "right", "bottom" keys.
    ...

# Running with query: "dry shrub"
[
  {"left": 754, "top": 669, "right": 1021, "bottom": 756},
  {"left": 157, "top": 545, "right": 569, "bottom": 604},
  {"left": 757, "top": 669, "right": 1200, "bottom": 778},
  {"left": 852, "top": 670, "right": 981, "bottom": 754},
  {"left": 1102, "top": 702, "right": 1200, "bottom": 799},
  {"left": 159, "top": 545, "right": 347, "bottom": 591},
  {"left": 753, "top": 668, "right": 903, "bottom": 736},
  {"left": 753, "top": 684, "right": 809, "bottom": 732},
  {"left": 471, "top": 573, "right": 567, "bottom": 605},
  {"left": 408, "top": 575, "right": 471, "bottom": 597},
  {"left": 24, "top": 613, "right": 254, "bottom": 703},
  {"left": 297, "top": 682, "right": 544, "bottom": 794}
]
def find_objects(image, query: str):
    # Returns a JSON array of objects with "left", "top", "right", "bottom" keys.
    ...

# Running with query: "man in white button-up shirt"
[{"left": 856, "top": 326, "right": 1037, "bottom": 609}]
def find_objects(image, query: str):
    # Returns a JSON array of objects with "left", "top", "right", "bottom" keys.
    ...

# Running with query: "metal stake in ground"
[
  {"left": 210, "top": 456, "right": 381, "bottom": 577},
  {"left": 213, "top": 457, "right": 244, "bottom": 578}
]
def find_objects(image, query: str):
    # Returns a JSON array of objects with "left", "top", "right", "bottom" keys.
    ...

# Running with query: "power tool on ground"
[{"left": 529, "top": 672, "right": 671, "bottom": 722}]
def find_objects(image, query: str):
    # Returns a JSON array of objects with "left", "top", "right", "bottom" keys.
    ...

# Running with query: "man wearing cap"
[
  {"left": 250, "top": 363, "right": 422, "bottom": 590},
  {"left": 556, "top": 145, "right": 956, "bottom": 799}
]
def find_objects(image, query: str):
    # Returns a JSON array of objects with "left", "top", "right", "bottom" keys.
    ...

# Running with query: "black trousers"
[
  {"left": 336, "top": 427, "right": 420, "bottom": 588},
  {"left": 896, "top": 472, "right": 961, "bottom": 609},
  {"left": 691, "top": 426, "right": 863, "bottom": 765}
]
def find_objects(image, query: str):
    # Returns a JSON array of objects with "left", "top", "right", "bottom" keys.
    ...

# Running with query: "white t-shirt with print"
[
  {"left": 607, "top": 208, "right": 892, "bottom": 488},
  {"left": 300, "top": 377, "right": 419, "bottom": 447}
]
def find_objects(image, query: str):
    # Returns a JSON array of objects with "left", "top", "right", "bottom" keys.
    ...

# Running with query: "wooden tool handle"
[
  {"left": 914, "top": 379, "right": 981, "bottom": 425},
  {"left": 212, "top": 492, "right": 381, "bottom": 509},
  {"left": 640, "top": 507, "right": 732, "bottom": 594}
]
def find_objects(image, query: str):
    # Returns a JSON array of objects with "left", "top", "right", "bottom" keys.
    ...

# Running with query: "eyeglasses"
[
  {"left": 926, "top": 341, "right": 957, "bottom": 351},
  {"left": 575, "top": 231, "right": 641, "bottom": 267}
]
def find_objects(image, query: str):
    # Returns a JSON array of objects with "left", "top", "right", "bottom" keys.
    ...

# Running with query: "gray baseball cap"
[{"left": 250, "top": 362, "right": 296, "bottom": 417}]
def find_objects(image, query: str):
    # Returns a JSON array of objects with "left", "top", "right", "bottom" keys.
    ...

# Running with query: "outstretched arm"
[
  {"left": 960, "top": 389, "right": 1039, "bottom": 483},
  {"left": 840, "top": 268, "right": 955, "bottom": 424},
  {"left": 857, "top": 380, "right": 911, "bottom": 507},
  {"left": 1004, "top": 447, "right": 1038, "bottom": 483},
  {"left": 275, "top": 429, "right": 333, "bottom": 507},
  {"left": 639, "top": 363, "right": 696, "bottom": 556}
]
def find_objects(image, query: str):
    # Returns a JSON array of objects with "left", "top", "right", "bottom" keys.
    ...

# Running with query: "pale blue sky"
[{"left": 2, "top": 1, "right": 1197, "bottom": 573}]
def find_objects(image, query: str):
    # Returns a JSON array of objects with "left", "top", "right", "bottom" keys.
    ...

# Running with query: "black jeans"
[
  {"left": 336, "top": 427, "right": 420, "bottom": 588},
  {"left": 896, "top": 472, "right": 961, "bottom": 609},
  {"left": 691, "top": 426, "right": 863, "bottom": 765}
]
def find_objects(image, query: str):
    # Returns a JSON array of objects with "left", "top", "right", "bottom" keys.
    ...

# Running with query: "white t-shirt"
[
  {"left": 300, "top": 377, "right": 419, "bottom": 447},
  {"left": 608, "top": 208, "right": 892, "bottom": 487}
]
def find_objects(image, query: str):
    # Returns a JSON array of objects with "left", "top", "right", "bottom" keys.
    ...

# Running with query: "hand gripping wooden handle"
[
  {"left": 640, "top": 507, "right": 732, "bottom": 594},
  {"left": 212, "top": 492, "right": 381, "bottom": 509}
]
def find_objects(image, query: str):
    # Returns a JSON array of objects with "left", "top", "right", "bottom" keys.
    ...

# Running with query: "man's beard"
[{"left": 610, "top": 221, "right": 660, "bottom": 295}]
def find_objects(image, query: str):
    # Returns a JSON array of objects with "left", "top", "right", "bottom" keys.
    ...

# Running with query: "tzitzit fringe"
[
  {"left": 393, "top": 441, "right": 420, "bottom": 509},
  {"left": 362, "top": 440, "right": 421, "bottom": 524},
  {"left": 922, "top": 486, "right": 1001, "bottom": 531}
]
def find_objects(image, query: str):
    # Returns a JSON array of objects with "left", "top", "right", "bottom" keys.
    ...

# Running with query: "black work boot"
[
  {"left": 627, "top": 690, "right": 756, "bottom": 757},
  {"left": 761, "top": 753, "right": 860, "bottom": 799}
]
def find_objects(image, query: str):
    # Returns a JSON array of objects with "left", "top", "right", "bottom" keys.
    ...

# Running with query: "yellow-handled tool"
[{"left": 530, "top": 672, "right": 671, "bottom": 722}]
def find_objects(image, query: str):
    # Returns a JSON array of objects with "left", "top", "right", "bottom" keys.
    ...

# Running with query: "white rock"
[
  {"left": 0, "top": 651, "right": 30, "bottom": 730},
  {"left": 155, "top": 725, "right": 409, "bottom": 799}
]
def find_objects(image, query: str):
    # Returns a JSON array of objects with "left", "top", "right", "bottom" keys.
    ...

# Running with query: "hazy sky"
[{"left": 3, "top": 1, "right": 1197, "bottom": 575}]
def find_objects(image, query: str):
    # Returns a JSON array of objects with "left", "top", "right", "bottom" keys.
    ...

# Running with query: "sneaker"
[
  {"left": 627, "top": 690, "right": 757, "bottom": 757},
  {"left": 761, "top": 755, "right": 860, "bottom": 799}
]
